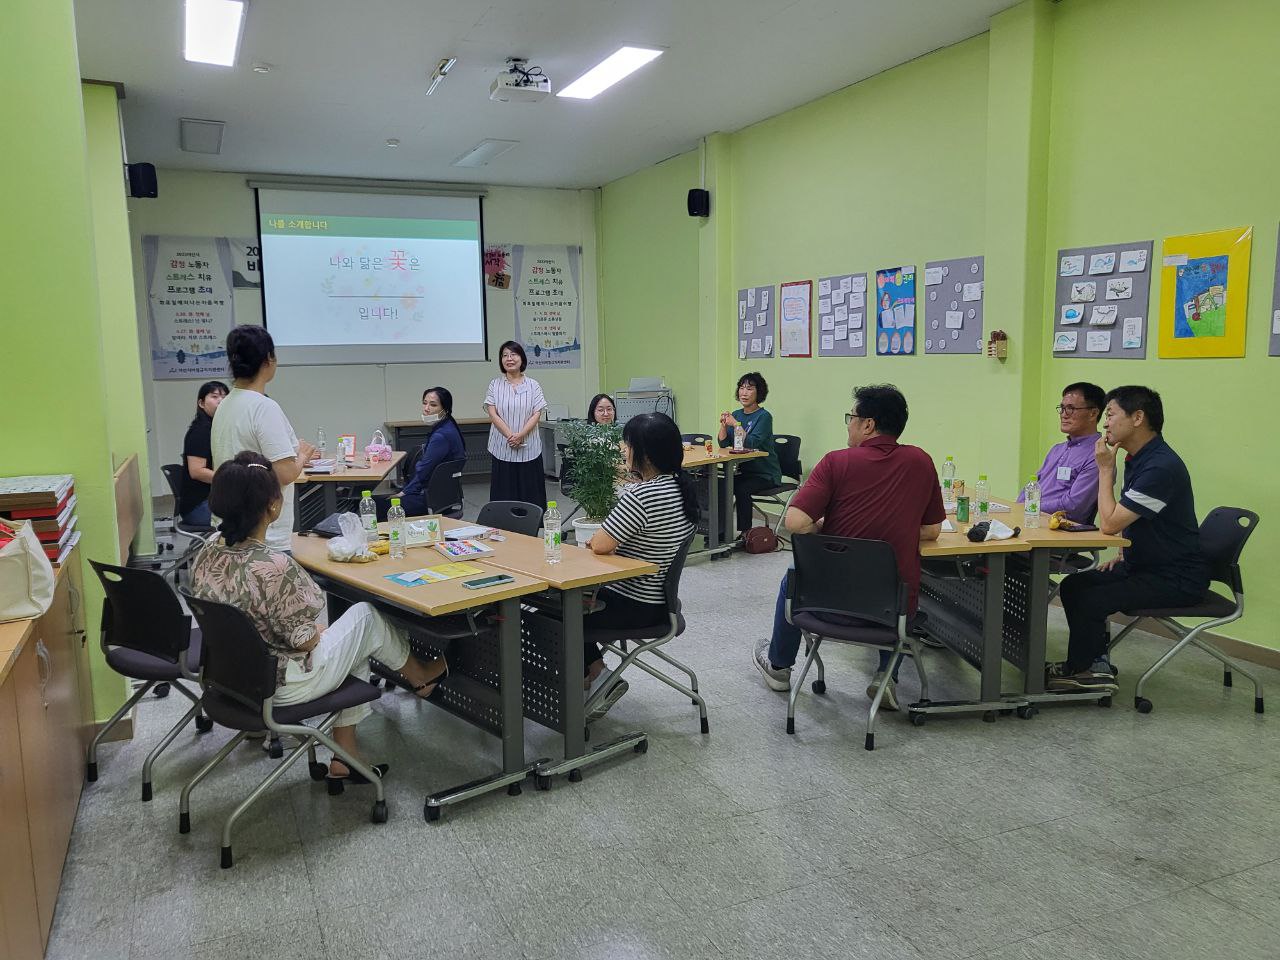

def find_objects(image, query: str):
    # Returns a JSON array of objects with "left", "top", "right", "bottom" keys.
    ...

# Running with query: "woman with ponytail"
[
  {"left": 581, "top": 413, "right": 697, "bottom": 717},
  {"left": 190, "top": 451, "right": 448, "bottom": 790}
]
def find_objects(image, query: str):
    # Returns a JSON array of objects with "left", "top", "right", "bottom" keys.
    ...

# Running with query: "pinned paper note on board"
[
  {"left": 1070, "top": 282, "right": 1097, "bottom": 303},
  {"left": 747, "top": 289, "right": 756, "bottom": 307},
  {"left": 945, "top": 311, "right": 964, "bottom": 328},
  {"left": 821, "top": 315, "right": 835, "bottom": 331},
  {"left": 1106, "top": 277, "right": 1133, "bottom": 300},
  {"left": 834, "top": 304, "right": 848, "bottom": 323},
  {"left": 1061, "top": 305, "right": 1084, "bottom": 325},
  {"left": 1119, "top": 249, "right": 1148, "bottom": 272},
  {"left": 1053, "top": 331, "right": 1078, "bottom": 352},
  {"left": 849, "top": 290, "right": 865, "bottom": 308},
  {"left": 739, "top": 301, "right": 746, "bottom": 320},
  {"left": 1090, "top": 305, "right": 1119, "bottom": 326},
  {"left": 834, "top": 323, "right": 847, "bottom": 340},
  {"left": 924, "top": 267, "right": 945, "bottom": 286},
  {"left": 1060, "top": 255, "right": 1085, "bottom": 277},
  {"left": 818, "top": 297, "right": 831, "bottom": 313},
  {"left": 850, "top": 330, "right": 865, "bottom": 349},
  {"left": 820, "top": 334, "right": 834, "bottom": 351},
  {"left": 1088, "top": 252, "right": 1117, "bottom": 275},
  {"left": 742, "top": 319, "right": 752, "bottom": 334},
  {"left": 1122, "top": 316, "right": 1143, "bottom": 348},
  {"left": 848, "top": 312, "right": 863, "bottom": 329},
  {"left": 750, "top": 337, "right": 762, "bottom": 352},
  {"left": 764, "top": 335, "right": 774, "bottom": 353},
  {"left": 850, "top": 275, "right": 866, "bottom": 293},
  {"left": 818, "top": 279, "right": 832, "bottom": 296},
  {"left": 962, "top": 282, "right": 983, "bottom": 302},
  {"left": 832, "top": 289, "right": 846, "bottom": 305},
  {"left": 739, "top": 342, "right": 747, "bottom": 359},
  {"left": 1086, "top": 330, "right": 1113, "bottom": 352}
]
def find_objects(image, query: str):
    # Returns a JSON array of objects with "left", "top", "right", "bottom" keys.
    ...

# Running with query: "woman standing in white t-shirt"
[
  {"left": 483, "top": 340, "right": 547, "bottom": 510},
  {"left": 210, "top": 325, "right": 316, "bottom": 552}
]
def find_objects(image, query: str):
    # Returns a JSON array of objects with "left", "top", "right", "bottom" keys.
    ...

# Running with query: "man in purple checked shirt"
[{"left": 1018, "top": 382, "right": 1106, "bottom": 522}]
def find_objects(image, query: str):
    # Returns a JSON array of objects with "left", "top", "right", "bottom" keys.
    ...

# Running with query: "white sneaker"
[
  {"left": 865, "top": 673, "right": 899, "bottom": 711},
  {"left": 586, "top": 679, "right": 629, "bottom": 723},
  {"left": 753, "top": 639, "right": 792, "bottom": 692}
]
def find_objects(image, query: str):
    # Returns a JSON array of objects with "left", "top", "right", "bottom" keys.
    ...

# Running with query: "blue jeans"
[
  {"left": 766, "top": 572, "right": 900, "bottom": 680},
  {"left": 181, "top": 500, "right": 211, "bottom": 526}
]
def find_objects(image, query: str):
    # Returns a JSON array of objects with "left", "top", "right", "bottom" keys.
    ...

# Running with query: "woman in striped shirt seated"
[{"left": 585, "top": 413, "right": 698, "bottom": 710}]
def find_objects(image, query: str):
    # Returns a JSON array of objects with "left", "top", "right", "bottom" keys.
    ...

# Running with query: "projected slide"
[{"left": 257, "top": 189, "right": 486, "bottom": 364}]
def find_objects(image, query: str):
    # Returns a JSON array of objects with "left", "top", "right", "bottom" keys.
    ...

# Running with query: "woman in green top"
[{"left": 717, "top": 371, "right": 782, "bottom": 535}]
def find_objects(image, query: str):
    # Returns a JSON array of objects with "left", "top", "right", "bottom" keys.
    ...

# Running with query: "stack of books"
[{"left": 0, "top": 474, "right": 79, "bottom": 567}]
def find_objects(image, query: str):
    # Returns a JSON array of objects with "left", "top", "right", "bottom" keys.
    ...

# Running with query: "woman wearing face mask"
[
  {"left": 179, "top": 379, "right": 229, "bottom": 526},
  {"left": 379, "top": 386, "right": 464, "bottom": 519}
]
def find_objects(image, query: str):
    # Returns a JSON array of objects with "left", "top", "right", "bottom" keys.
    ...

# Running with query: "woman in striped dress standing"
[{"left": 483, "top": 340, "right": 548, "bottom": 510}]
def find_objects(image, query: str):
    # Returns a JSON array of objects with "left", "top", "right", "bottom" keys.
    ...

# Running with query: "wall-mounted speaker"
[
  {"left": 127, "top": 162, "right": 158, "bottom": 199},
  {"left": 687, "top": 188, "right": 710, "bottom": 218}
]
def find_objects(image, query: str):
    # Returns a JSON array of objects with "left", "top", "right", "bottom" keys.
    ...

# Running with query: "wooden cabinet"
[{"left": 0, "top": 677, "right": 43, "bottom": 960}]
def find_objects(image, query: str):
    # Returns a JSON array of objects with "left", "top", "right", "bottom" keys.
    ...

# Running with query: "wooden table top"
[
  {"left": 290, "top": 532, "right": 548, "bottom": 617},
  {"left": 919, "top": 499, "right": 1128, "bottom": 557},
  {"left": 440, "top": 517, "right": 656, "bottom": 591},
  {"left": 995, "top": 501, "right": 1129, "bottom": 550},
  {"left": 682, "top": 447, "right": 768, "bottom": 469},
  {"left": 297, "top": 450, "right": 405, "bottom": 485}
]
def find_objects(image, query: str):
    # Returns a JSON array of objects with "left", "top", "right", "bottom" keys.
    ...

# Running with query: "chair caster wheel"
[
  {"left": 864, "top": 733, "right": 875, "bottom": 751},
  {"left": 812, "top": 680, "right": 827, "bottom": 695},
  {"left": 507, "top": 782, "right": 522, "bottom": 797},
  {"left": 635, "top": 738, "right": 649, "bottom": 754},
  {"left": 1098, "top": 696, "right": 1112, "bottom": 708},
  {"left": 268, "top": 738, "right": 284, "bottom": 759},
  {"left": 220, "top": 846, "right": 233, "bottom": 869},
  {"left": 536, "top": 774, "right": 552, "bottom": 791},
  {"left": 371, "top": 800, "right": 388, "bottom": 824},
  {"left": 1135, "top": 696, "right": 1153, "bottom": 714},
  {"left": 326, "top": 777, "right": 345, "bottom": 796},
  {"left": 154, "top": 683, "right": 171, "bottom": 699},
  {"left": 308, "top": 761, "right": 328, "bottom": 781},
  {"left": 982, "top": 711, "right": 996, "bottom": 723},
  {"left": 86, "top": 762, "right": 98, "bottom": 783},
  {"left": 1015, "top": 705, "right": 1034, "bottom": 720},
  {"left": 909, "top": 712, "right": 926, "bottom": 727},
  {"left": 195, "top": 715, "right": 214, "bottom": 733},
  {"left": 568, "top": 769, "right": 583, "bottom": 783},
  {"left": 142, "top": 782, "right": 153, "bottom": 802},
  {"left": 786, "top": 717, "right": 795, "bottom": 735},
  {"left": 179, "top": 811, "right": 190, "bottom": 834},
  {"left": 1256, "top": 697, "right": 1265, "bottom": 714},
  {"left": 1223, "top": 670, "right": 1233, "bottom": 688},
  {"left": 699, "top": 716, "right": 709, "bottom": 734},
  {"left": 425, "top": 804, "right": 442, "bottom": 822}
]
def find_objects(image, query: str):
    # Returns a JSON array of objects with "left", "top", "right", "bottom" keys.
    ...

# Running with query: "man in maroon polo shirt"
[{"left": 753, "top": 384, "right": 945, "bottom": 710}]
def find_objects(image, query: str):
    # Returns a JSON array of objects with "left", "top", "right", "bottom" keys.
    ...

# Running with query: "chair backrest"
[
  {"left": 426, "top": 457, "right": 466, "bottom": 513},
  {"left": 1198, "top": 506, "right": 1259, "bottom": 594},
  {"left": 682, "top": 433, "right": 712, "bottom": 446},
  {"left": 791, "top": 534, "right": 904, "bottom": 628},
  {"left": 400, "top": 444, "right": 423, "bottom": 484},
  {"left": 181, "top": 591, "right": 279, "bottom": 708},
  {"left": 160, "top": 463, "right": 184, "bottom": 502},
  {"left": 89, "top": 559, "right": 190, "bottom": 662},
  {"left": 662, "top": 534, "right": 696, "bottom": 616},
  {"left": 773, "top": 434, "right": 802, "bottom": 481},
  {"left": 477, "top": 500, "right": 544, "bottom": 537}
]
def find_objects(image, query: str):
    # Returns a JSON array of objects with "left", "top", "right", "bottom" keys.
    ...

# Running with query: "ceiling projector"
[{"left": 490, "top": 59, "right": 551, "bottom": 102}]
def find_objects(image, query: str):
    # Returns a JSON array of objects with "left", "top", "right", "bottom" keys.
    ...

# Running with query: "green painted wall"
[
  {"left": 1041, "top": 0, "right": 1280, "bottom": 649},
  {"left": 2, "top": 1, "right": 129, "bottom": 716},
  {"left": 83, "top": 82, "right": 156, "bottom": 554},
  {"left": 599, "top": 151, "right": 702, "bottom": 421}
]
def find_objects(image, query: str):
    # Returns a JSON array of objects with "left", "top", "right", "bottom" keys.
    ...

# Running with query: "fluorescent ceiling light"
[
  {"left": 184, "top": 0, "right": 247, "bottom": 67},
  {"left": 426, "top": 57, "right": 457, "bottom": 96},
  {"left": 452, "top": 139, "right": 519, "bottom": 168},
  {"left": 557, "top": 46, "right": 663, "bottom": 100}
]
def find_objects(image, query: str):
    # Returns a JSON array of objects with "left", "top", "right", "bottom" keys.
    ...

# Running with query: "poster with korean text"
[
  {"left": 875, "top": 265, "right": 916, "bottom": 355},
  {"left": 509, "top": 244, "right": 582, "bottom": 369},
  {"left": 143, "top": 235, "right": 236, "bottom": 379}
]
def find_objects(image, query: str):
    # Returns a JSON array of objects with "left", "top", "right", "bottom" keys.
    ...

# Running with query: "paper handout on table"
[
  {"left": 386, "top": 561, "right": 486, "bottom": 586},
  {"left": 445, "top": 524, "right": 492, "bottom": 540}
]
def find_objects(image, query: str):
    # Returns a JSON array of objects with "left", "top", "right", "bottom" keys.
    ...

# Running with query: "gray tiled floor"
[{"left": 50, "top": 486, "right": 1280, "bottom": 958}]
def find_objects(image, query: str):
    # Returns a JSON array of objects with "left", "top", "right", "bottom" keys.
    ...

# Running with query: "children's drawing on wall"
[{"left": 1159, "top": 226, "right": 1252, "bottom": 359}]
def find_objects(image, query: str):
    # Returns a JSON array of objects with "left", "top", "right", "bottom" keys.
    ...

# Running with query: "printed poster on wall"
[
  {"left": 500, "top": 244, "right": 582, "bottom": 369},
  {"left": 142, "top": 235, "right": 236, "bottom": 379},
  {"left": 875, "top": 265, "right": 917, "bottom": 355},
  {"left": 229, "top": 237, "right": 261, "bottom": 288},
  {"left": 778, "top": 280, "right": 812, "bottom": 357}
]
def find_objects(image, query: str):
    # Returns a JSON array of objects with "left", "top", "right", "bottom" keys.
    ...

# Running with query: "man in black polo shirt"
[{"left": 1049, "top": 385, "right": 1208, "bottom": 692}]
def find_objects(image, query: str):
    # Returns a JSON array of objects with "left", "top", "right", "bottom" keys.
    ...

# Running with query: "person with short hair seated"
[
  {"left": 178, "top": 379, "right": 228, "bottom": 526},
  {"left": 717, "top": 372, "right": 782, "bottom": 537},
  {"left": 752, "top": 384, "right": 945, "bottom": 710},
  {"left": 190, "top": 451, "right": 448, "bottom": 789},
  {"left": 1018, "top": 381, "right": 1106, "bottom": 522},
  {"left": 377, "top": 386, "right": 464, "bottom": 520},
  {"left": 583, "top": 413, "right": 698, "bottom": 718},
  {"left": 1050, "top": 386, "right": 1208, "bottom": 693}
]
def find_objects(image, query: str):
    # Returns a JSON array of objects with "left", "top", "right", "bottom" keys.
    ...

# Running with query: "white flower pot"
[{"left": 572, "top": 518, "right": 604, "bottom": 548}]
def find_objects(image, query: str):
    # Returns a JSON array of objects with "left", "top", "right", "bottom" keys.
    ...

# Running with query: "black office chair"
[
  {"left": 159, "top": 464, "right": 214, "bottom": 575},
  {"left": 785, "top": 534, "right": 928, "bottom": 751},
  {"left": 179, "top": 592, "right": 387, "bottom": 868},
  {"left": 394, "top": 444, "right": 424, "bottom": 491},
  {"left": 1107, "top": 506, "right": 1263, "bottom": 716},
  {"left": 581, "top": 535, "right": 706, "bottom": 734},
  {"left": 477, "top": 500, "right": 544, "bottom": 538},
  {"left": 85, "top": 561, "right": 212, "bottom": 800},
  {"left": 751, "top": 434, "right": 803, "bottom": 539},
  {"left": 426, "top": 457, "right": 466, "bottom": 518}
]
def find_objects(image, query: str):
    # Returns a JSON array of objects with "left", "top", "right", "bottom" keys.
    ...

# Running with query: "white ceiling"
[{"left": 74, "top": 0, "right": 1018, "bottom": 190}]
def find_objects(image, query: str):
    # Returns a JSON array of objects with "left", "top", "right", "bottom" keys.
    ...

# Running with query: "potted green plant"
[{"left": 561, "top": 419, "right": 624, "bottom": 546}]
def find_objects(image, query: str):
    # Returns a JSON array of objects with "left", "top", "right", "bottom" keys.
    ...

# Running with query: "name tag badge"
[{"left": 1056, "top": 466, "right": 1072, "bottom": 482}]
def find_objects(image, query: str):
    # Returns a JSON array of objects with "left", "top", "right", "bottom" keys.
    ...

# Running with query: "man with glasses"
[
  {"left": 1018, "top": 382, "right": 1106, "bottom": 522},
  {"left": 753, "top": 384, "right": 945, "bottom": 710},
  {"left": 1049, "top": 385, "right": 1208, "bottom": 693}
]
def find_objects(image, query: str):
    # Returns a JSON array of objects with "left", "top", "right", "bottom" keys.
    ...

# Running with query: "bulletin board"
[
  {"left": 1050, "top": 240, "right": 1153, "bottom": 360},
  {"left": 815, "top": 273, "right": 868, "bottom": 357},
  {"left": 1271, "top": 224, "right": 1280, "bottom": 357},
  {"left": 737, "top": 285, "right": 775, "bottom": 359},
  {"left": 874, "top": 265, "right": 916, "bottom": 356},
  {"left": 923, "top": 256, "right": 984, "bottom": 354},
  {"left": 778, "top": 280, "right": 812, "bottom": 357}
]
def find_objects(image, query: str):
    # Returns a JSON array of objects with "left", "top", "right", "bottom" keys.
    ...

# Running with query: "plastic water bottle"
[
  {"left": 359, "top": 490, "right": 377, "bottom": 543},
  {"left": 388, "top": 498, "right": 406, "bottom": 559},
  {"left": 1023, "top": 476, "right": 1041, "bottom": 528},
  {"left": 733, "top": 424, "right": 746, "bottom": 452},
  {"left": 544, "top": 500, "right": 562, "bottom": 563},
  {"left": 316, "top": 426, "right": 327, "bottom": 460},
  {"left": 941, "top": 456, "right": 956, "bottom": 497},
  {"left": 976, "top": 474, "right": 990, "bottom": 522}
]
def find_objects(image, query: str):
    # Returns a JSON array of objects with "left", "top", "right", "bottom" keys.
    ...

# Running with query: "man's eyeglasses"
[
  {"left": 1056, "top": 404, "right": 1096, "bottom": 416},
  {"left": 845, "top": 412, "right": 859, "bottom": 425}
]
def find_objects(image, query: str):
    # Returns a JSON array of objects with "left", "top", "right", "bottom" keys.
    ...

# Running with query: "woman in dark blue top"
[{"left": 377, "top": 386, "right": 465, "bottom": 519}]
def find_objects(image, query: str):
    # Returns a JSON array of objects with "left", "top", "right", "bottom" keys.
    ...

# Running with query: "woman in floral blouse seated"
[{"left": 190, "top": 451, "right": 447, "bottom": 790}]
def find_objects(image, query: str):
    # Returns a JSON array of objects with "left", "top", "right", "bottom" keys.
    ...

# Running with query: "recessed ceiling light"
[
  {"left": 184, "top": 0, "right": 247, "bottom": 67},
  {"left": 179, "top": 118, "right": 225, "bottom": 154},
  {"left": 557, "top": 46, "right": 663, "bottom": 100},
  {"left": 452, "top": 139, "right": 519, "bottom": 168},
  {"left": 385, "top": 138, "right": 400, "bottom": 148},
  {"left": 251, "top": 61, "right": 272, "bottom": 74}
]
